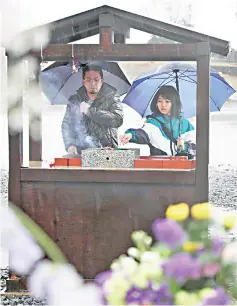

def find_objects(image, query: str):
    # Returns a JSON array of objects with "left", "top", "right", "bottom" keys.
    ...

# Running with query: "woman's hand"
[
  {"left": 119, "top": 133, "right": 133, "bottom": 145},
  {"left": 177, "top": 136, "right": 185, "bottom": 151},
  {"left": 68, "top": 146, "right": 78, "bottom": 154}
]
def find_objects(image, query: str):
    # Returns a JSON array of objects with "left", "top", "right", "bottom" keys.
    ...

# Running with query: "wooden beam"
[
  {"left": 195, "top": 43, "right": 210, "bottom": 202},
  {"left": 21, "top": 168, "right": 196, "bottom": 185},
  {"left": 31, "top": 43, "right": 201, "bottom": 61}
]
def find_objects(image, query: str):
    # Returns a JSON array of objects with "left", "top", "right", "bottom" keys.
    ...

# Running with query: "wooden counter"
[{"left": 18, "top": 162, "right": 197, "bottom": 278}]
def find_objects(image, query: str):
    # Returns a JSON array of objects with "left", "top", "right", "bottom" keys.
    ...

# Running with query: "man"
[{"left": 61, "top": 64, "right": 124, "bottom": 154}]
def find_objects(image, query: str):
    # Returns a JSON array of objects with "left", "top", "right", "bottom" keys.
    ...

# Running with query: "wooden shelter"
[{"left": 8, "top": 5, "right": 230, "bottom": 278}]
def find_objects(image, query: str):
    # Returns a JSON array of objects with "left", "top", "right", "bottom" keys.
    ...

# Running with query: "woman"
[{"left": 120, "top": 85, "right": 196, "bottom": 157}]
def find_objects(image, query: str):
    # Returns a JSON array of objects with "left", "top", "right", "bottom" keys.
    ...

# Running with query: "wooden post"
[
  {"left": 99, "top": 27, "right": 113, "bottom": 50},
  {"left": 114, "top": 33, "right": 126, "bottom": 44},
  {"left": 7, "top": 56, "right": 22, "bottom": 207},
  {"left": 195, "top": 42, "right": 210, "bottom": 202},
  {"left": 29, "top": 57, "right": 42, "bottom": 161}
]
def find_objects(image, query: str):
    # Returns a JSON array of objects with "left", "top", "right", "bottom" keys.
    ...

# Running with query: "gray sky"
[{"left": 1, "top": 0, "right": 237, "bottom": 48}]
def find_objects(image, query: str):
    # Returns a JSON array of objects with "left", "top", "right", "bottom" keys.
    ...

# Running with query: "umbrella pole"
[{"left": 174, "top": 69, "right": 179, "bottom": 92}]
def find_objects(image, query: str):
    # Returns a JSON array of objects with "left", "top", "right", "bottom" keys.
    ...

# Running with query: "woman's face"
[{"left": 157, "top": 95, "right": 172, "bottom": 115}]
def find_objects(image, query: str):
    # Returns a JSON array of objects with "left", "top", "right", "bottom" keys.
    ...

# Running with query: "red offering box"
[
  {"left": 140, "top": 156, "right": 188, "bottom": 160},
  {"left": 54, "top": 158, "right": 68, "bottom": 166},
  {"left": 68, "top": 158, "right": 82, "bottom": 166},
  {"left": 134, "top": 156, "right": 196, "bottom": 169},
  {"left": 54, "top": 158, "right": 82, "bottom": 167}
]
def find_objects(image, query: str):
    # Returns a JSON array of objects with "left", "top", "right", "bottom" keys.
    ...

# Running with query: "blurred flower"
[
  {"left": 183, "top": 241, "right": 204, "bottom": 252},
  {"left": 28, "top": 260, "right": 101, "bottom": 305},
  {"left": 166, "top": 203, "right": 189, "bottom": 221},
  {"left": 140, "top": 251, "right": 161, "bottom": 265},
  {"left": 28, "top": 260, "right": 83, "bottom": 299},
  {"left": 199, "top": 288, "right": 216, "bottom": 299},
  {"left": 125, "top": 282, "right": 172, "bottom": 305},
  {"left": 9, "top": 236, "right": 44, "bottom": 275},
  {"left": 111, "top": 255, "right": 138, "bottom": 276},
  {"left": 223, "top": 215, "right": 236, "bottom": 230},
  {"left": 151, "top": 243, "right": 172, "bottom": 258},
  {"left": 127, "top": 247, "right": 140, "bottom": 260},
  {"left": 125, "top": 286, "right": 152, "bottom": 305},
  {"left": 129, "top": 267, "right": 149, "bottom": 289},
  {"left": 162, "top": 253, "right": 201, "bottom": 283},
  {"left": 211, "top": 237, "right": 223, "bottom": 256},
  {"left": 104, "top": 272, "right": 131, "bottom": 305},
  {"left": 1, "top": 205, "right": 44, "bottom": 275},
  {"left": 52, "top": 283, "right": 101, "bottom": 306},
  {"left": 175, "top": 290, "right": 201, "bottom": 305},
  {"left": 152, "top": 218, "right": 187, "bottom": 249},
  {"left": 153, "top": 282, "right": 173, "bottom": 305},
  {"left": 222, "top": 242, "right": 237, "bottom": 263},
  {"left": 202, "top": 263, "right": 221, "bottom": 277},
  {"left": 202, "top": 287, "right": 231, "bottom": 305},
  {"left": 191, "top": 202, "right": 211, "bottom": 220},
  {"left": 94, "top": 270, "right": 112, "bottom": 287},
  {"left": 131, "top": 230, "right": 152, "bottom": 251}
]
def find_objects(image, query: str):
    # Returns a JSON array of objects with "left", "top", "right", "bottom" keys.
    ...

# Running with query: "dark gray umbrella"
[{"left": 40, "top": 61, "right": 131, "bottom": 105}]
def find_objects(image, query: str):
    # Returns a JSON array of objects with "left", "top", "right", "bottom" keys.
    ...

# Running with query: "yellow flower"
[
  {"left": 183, "top": 241, "right": 204, "bottom": 252},
  {"left": 191, "top": 202, "right": 211, "bottom": 220},
  {"left": 223, "top": 215, "right": 236, "bottom": 229},
  {"left": 165, "top": 203, "right": 189, "bottom": 221}
]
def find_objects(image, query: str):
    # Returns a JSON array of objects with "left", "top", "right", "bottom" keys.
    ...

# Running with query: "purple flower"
[
  {"left": 202, "top": 263, "right": 221, "bottom": 277},
  {"left": 126, "top": 282, "right": 173, "bottom": 305},
  {"left": 162, "top": 253, "right": 201, "bottom": 284},
  {"left": 126, "top": 286, "right": 153, "bottom": 305},
  {"left": 153, "top": 282, "right": 173, "bottom": 305},
  {"left": 94, "top": 270, "right": 112, "bottom": 286},
  {"left": 202, "top": 287, "right": 231, "bottom": 305},
  {"left": 211, "top": 237, "right": 223, "bottom": 256},
  {"left": 152, "top": 218, "right": 187, "bottom": 249},
  {"left": 94, "top": 270, "right": 112, "bottom": 305}
]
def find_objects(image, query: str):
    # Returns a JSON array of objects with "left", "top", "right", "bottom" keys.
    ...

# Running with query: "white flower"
[
  {"left": 119, "top": 256, "right": 138, "bottom": 275},
  {"left": 127, "top": 247, "right": 140, "bottom": 259},
  {"left": 9, "top": 236, "right": 44, "bottom": 275},
  {"left": 27, "top": 260, "right": 52, "bottom": 299},
  {"left": 222, "top": 242, "right": 237, "bottom": 263},
  {"left": 28, "top": 260, "right": 84, "bottom": 301},
  {"left": 50, "top": 283, "right": 101, "bottom": 306},
  {"left": 104, "top": 272, "right": 131, "bottom": 297},
  {"left": 111, "top": 256, "right": 138, "bottom": 276},
  {"left": 140, "top": 251, "right": 161, "bottom": 265},
  {"left": 28, "top": 260, "right": 101, "bottom": 305},
  {"left": 0, "top": 205, "right": 44, "bottom": 275}
]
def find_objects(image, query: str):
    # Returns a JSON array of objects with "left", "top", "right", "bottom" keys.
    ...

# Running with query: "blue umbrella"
[
  {"left": 40, "top": 61, "right": 131, "bottom": 105},
  {"left": 122, "top": 62, "right": 236, "bottom": 118}
]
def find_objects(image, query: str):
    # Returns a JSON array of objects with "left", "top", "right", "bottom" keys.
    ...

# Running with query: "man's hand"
[
  {"left": 80, "top": 102, "right": 90, "bottom": 115},
  {"left": 68, "top": 146, "right": 77, "bottom": 154},
  {"left": 177, "top": 136, "right": 185, "bottom": 151},
  {"left": 119, "top": 133, "right": 133, "bottom": 145}
]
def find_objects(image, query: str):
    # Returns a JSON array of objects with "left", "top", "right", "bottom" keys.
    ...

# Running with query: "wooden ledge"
[{"left": 21, "top": 167, "right": 195, "bottom": 185}]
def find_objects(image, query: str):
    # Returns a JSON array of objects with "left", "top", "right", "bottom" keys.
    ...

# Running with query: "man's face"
[{"left": 82, "top": 71, "right": 103, "bottom": 95}]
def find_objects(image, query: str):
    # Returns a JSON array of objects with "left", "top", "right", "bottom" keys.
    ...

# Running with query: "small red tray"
[
  {"left": 140, "top": 156, "right": 188, "bottom": 160},
  {"left": 52, "top": 157, "right": 82, "bottom": 167},
  {"left": 134, "top": 158, "right": 196, "bottom": 169}
]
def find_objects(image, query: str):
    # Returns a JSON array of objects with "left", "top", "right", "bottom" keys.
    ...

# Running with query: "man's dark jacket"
[{"left": 61, "top": 83, "right": 123, "bottom": 152}]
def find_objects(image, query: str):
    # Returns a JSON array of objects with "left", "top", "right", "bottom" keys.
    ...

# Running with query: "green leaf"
[
  {"left": 10, "top": 204, "right": 67, "bottom": 264},
  {"left": 168, "top": 278, "right": 181, "bottom": 295}
]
